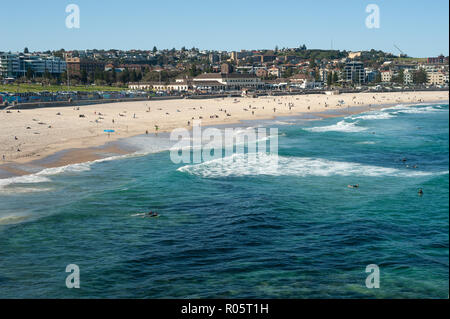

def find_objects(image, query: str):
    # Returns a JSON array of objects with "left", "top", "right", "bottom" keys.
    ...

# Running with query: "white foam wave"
[
  {"left": 273, "top": 121, "right": 295, "bottom": 125},
  {"left": 0, "top": 153, "right": 137, "bottom": 192},
  {"left": 391, "top": 106, "right": 447, "bottom": 114},
  {"left": 178, "top": 153, "right": 439, "bottom": 178},
  {"left": 381, "top": 104, "right": 447, "bottom": 114},
  {"left": 351, "top": 112, "right": 394, "bottom": 120},
  {"left": 305, "top": 120, "right": 367, "bottom": 133},
  {"left": 0, "top": 174, "right": 51, "bottom": 189},
  {"left": 36, "top": 162, "right": 92, "bottom": 176}
]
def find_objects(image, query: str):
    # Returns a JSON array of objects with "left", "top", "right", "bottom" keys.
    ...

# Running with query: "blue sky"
[{"left": 0, "top": 0, "right": 448, "bottom": 57}]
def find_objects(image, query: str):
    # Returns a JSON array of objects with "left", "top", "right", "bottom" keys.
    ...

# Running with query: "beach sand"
[{"left": 0, "top": 91, "right": 448, "bottom": 174}]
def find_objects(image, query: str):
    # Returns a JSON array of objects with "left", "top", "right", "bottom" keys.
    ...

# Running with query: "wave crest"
[{"left": 178, "top": 153, "right": 439, "bottom": 178}]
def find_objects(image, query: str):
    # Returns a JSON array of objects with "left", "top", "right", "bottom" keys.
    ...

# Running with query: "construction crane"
[{"left": 394, "top": 44, "right": 408, "bottom": 58}]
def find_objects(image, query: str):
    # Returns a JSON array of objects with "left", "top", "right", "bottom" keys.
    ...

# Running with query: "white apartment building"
[
  {"left": 381, "top": 70, "right": 393, "bottom": 83},
  {"left": 427, "top": 71, "right": 447, "bottom": 86},
  {"left": 403, "top": 69, "right": 414, "bottom": 85}
]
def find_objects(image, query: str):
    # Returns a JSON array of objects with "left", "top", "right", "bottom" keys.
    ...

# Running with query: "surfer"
[
  {"left": 146, "top": 211, "right": 159, "bottom": 217},
  {"left": 348, "top": 184, "right": 359, "bottom": 189},
  {"left": 418, "top": 188, "right": 423, "bottom": 196}
]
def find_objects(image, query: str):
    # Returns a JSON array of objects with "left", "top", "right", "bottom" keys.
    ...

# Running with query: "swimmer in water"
[
  {"left": 348, "top": 184, "right": 359, "bottom": 189},
  {"left": 147, "top": 211, "right": 159, "bottom": 217},
  {"left": 418, "top": 188, "right": 423, "bottom": 196}
]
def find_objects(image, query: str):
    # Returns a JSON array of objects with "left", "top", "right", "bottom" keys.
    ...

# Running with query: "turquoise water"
[{"left": 0, "top": 103, "right": 448, "bottom": 298}]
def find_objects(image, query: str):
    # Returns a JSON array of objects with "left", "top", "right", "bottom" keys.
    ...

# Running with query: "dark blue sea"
[{"left": 0, "top": 103, "right": 448, "bottom": 298}]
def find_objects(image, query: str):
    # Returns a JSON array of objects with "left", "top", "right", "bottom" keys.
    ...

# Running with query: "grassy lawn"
[
  {"left": 393, "top": 57, "right": 428, "bottom": 63},
  {"left": 0, "top": 83, "right": 128, "bottom": 93}
]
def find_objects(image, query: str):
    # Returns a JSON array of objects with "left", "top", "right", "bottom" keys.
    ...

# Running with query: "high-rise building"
[{"left": 343, "top": 62, "right": 365, "bottom": 84}]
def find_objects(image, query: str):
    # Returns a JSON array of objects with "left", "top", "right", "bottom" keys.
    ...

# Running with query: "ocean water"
[{"left": 0, "top": 103, "right": 448, "bottom": 298}]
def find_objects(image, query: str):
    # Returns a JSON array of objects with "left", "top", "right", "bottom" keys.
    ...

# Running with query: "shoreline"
[{"left": 0, "top": 91, "right": 448, "bottom": 179}]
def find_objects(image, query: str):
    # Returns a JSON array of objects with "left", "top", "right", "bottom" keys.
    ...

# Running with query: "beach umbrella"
[{"left": 104, "top": 129, "right": 115, "bottom": 137}]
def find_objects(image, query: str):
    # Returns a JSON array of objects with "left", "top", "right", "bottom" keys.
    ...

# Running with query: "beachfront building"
[
  {"left": 0, "top": 53, "right": 20, "bottom": 78},
  {"left": 319, "top": 68, "right": 329, "bottom": 83},
  {"left": 193, "top": 73, "right": 264, "bottom": 90},
  {"left": 426, "top": 71, "right": 448, "bottom": 86},
  {"left": 403, "top": 69, "right": 414, "bottom": 85},
  {"left": 289, "top": 73, "right": 313, "bottom": 85},
  {"left": 128, "top": 82, "right": 155, "bottom": 90},
  {"left": 343, "top": 62, "right": 365, "bottom": 84},
  {"left": 381, "top": 70, "right": 394, "bottom": 83},
  {"left": 66, "top": 57, "right": 106, "bottom": 76},
  {"left": 0, "top": 53, "right": 66, "bottom": 78},
  {"left": 265, "top": 78, "right": 289, "bottom": 90},
  {"left": 365, "top": 69, "right": 379, "bottom": 83},
  {"left": 193, "top": 81, "right": 226, "bottom": 91},
  {"left": 167, "top": 80, "right": 192, "bottom": 92}
]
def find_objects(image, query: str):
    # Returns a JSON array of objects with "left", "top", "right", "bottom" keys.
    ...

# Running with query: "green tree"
[
  {"left": 130, "top": 70, "right": 138, "bottom": 82},
  {"left": 314, "top": 70, "right": 320, "bottom": 82},
  {"left": 189, "top": 65, "right": 201, "bottom": 77},
  {"left": 43, "top": 70, "right": 52, "bottom": 79},
  {"left": 26, "top": 68, "right": 34, "bottom": 79},
  {"left": 413, "top": 69, "right": 427, "bottom": 84},
  {"left": 111, "top": 68, "right": 117, "bottom": 84},
  {"left": 392, "top": 69, "right": 404, "bottom": 84},
  {"left": 375, "top": 72, "right": 382, "bottom": 83},
  {"left": 327, "top": 72, "right": 332, "bottom": 86},
  {"left": 332, "top": 72, "right": 339, "bottom": 83},
  {"left": 81, "top": 70, "right": 88, "bottom": 84}
]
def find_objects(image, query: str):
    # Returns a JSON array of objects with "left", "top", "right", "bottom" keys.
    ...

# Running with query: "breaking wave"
[
  {"left": 177, "top": 153, "right": 444, "bottom": 178},
  {"left": 307, "top": 104, "right": 448, "bottom": 133},
  {"left": 350, "top": 112, "right": 394, "bottom": 121},
  {"left": 0, "top": 153, "right": 138, "bottom": 192},
  {"left": 305, "top": 120, "right": 367, "bottom": 133}
]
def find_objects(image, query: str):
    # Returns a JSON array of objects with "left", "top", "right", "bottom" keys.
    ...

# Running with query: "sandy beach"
[{"left": 0, "top": 91, "right": 448, "bottom": 172}]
